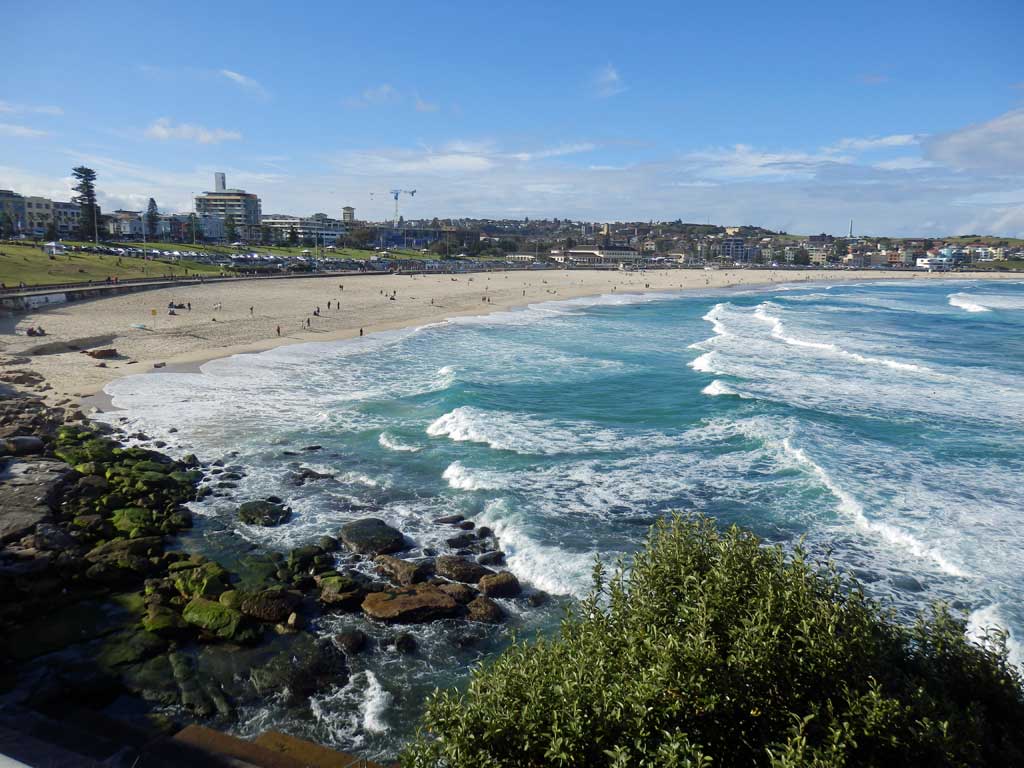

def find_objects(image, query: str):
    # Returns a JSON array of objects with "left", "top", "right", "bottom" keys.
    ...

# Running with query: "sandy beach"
[{"left": 0, "top": 268, "right": 1015, "bottom": 405}]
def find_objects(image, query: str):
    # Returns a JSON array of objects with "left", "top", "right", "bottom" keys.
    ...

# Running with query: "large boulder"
[
  {"left": 85, "top": 535, "right": 165, "bottom": 563},
  {"left": 0, "top": 458, "right": 74, "bottom": 543},
  {"left": 111, "top": 506, "right": 156, "bottom": 536},
  {"left": 361, "top": 585, "right": 460, "bottom": 623},
  {"left": 375, "top": 554, "right": 429, "bottom": 586},
  {"left": 142, "top": 604, "right": 190, "bottom": 637},
  {"left": 318, "top": 573, "right": 365, "bottom": 610},
  {"left": 435, "top": 555, "right": 494, "bottom": 584},
  {"left": 479, "top": 571, "right": 522, "bottom": 598},
  {"left": 436, "top": 581, "right": 478, "bottom": 604},
  {"left": 251, "top": 636, "right": 348, "bottom": 704},
  {"left": 3, "top": 436, "right": 45, "bottom": 456},
  {"left": 182, "top": 597, "right": 256, "bottom": 642},
  {"left": 237, "top": 500, "right": 292, "bottom": 527},
  {"left": 466, "top": 596, "right": 505, "bottom": 623},
  {"left": 84, "top": 536, "right": 164, "bottom": 582},
  {"left": 239, "top": 588, "right": 302, "bottom": 624},
  {"left": 170, "top": 560, "right": 229, "bottom": 600},
  {"left": 340, "top": 518, "right": 407, "bottom": 555}
]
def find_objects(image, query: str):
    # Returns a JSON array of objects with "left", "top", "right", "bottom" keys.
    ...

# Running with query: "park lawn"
[
  {"left": 967, "top": 259, "right": 1024, "bottom": 271},
  {"left": 939, "top": 235, "right": 1024, "bottom": 247},
  {"left": 0, "top": 243, "right": 228, "bottom": 287}
]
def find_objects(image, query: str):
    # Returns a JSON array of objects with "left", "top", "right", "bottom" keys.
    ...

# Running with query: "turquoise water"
[{"left": 102, "top": 278, "right": 1024, "bottom": 757}]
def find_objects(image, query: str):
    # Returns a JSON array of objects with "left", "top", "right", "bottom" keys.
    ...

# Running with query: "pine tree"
[
  {"left": 0, "top": 211, "right": 14, "bottom": 237},
  {"left": 225, "top": 214, "right": 238, "bottom": 243},
  {"left": 145, "top": 198, "right": 159, "bottom": 239},
  {"left": 44, "top": 221, "right": 59, "bottom": 241},
  {"left": 288, "top": 226, "right": 298, "bottom": 246},
  {"left": 71, "top": 166, "right": 100, "bottom": 242}
]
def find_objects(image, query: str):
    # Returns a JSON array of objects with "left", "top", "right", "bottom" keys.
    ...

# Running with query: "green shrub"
[{"left": 402, "top": 515, "right": 1024, "bottom": 767}]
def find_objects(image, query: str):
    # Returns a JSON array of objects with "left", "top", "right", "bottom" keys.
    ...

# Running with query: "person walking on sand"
[
  {"left": 187, "top": 302, "right": 191, "bottom": 311},
  {"left": 359, "top": 328, "right": 363, "bottom": 336},
  {"left": 250, "top": 306, "right": 254, "bottom": 316},
  {"left": 276, "top": 325, "right": 281, "bottom": 337}
]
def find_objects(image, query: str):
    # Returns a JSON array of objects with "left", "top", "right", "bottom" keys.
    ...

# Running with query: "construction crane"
[{"left": 370, "top": 189, "right": 417, "bottom": 228}]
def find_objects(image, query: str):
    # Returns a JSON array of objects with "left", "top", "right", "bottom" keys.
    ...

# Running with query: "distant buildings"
[
  {"left": 556, "top": 245, "right": 641, "bottom": 265},
  {"left": 0, "top": 189, "right": 82, "bottom": 238},
  {"left": 342, "top": 206, "right": 355, "bottom": 223},
  {"left": 261, "top": 213, "right": 346, "bottom": 244},
  {"left": 719, "top": 237, "right": 746, "bottom": 262},
  {"left": 194, "top": 172, "right": 262, "bottom": 240}
]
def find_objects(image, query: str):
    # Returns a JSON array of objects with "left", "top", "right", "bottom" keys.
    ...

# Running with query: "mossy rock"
[
  {"left": 111, "top": 507, "right": 153, "bottom": 534},
  {"left": 182, "top": 598, "right": 257, "bottom": 642},
  {"left": 172, "top": 560, "right": 229, "bottom": 599},
  {"left": 169, "top": 469, "right": 202, "bottom": 486},
  {"left": 111, "top": 507, "right": 153, "bottom": 533},
  {"left": 288, "top": 545, "right": 325, "bottom": 573},
  {"left": 98, "top": 628, "right": 167, "bottom": 668},
  {"left": 218, "top": 590, "right": 245, "bottom": 610},
  {"left": 74, "top": 461, "right": 98, "bottom": 475},
  {"left": 142, "top": 604, "right": 190, "bottom": 637},
  {"left": 54, "top": 446, "right": 91, "bottom": 466},
  {"left": 238, "top": 500, "right": 292, "bottom": 527},
  {"left": 132, "top": 459, "right": 170, "bottom": 474}
]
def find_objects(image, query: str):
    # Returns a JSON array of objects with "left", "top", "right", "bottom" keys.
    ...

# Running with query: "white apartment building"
[{"left": 261, "top": 213, "right": 346, "bottom": 244}]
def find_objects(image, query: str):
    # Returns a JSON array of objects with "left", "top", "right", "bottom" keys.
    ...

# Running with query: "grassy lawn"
[
  {"left": 967, "top": 259, "right": 1024, "bottom": 271},
  {"left": 0, "top": 242, "right": 228, "bottom": 287},
  {"left": 938, "top": 235, "right": 1024, "bottom": 247}
]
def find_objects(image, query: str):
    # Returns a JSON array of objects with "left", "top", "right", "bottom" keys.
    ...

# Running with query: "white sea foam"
[
  {"left": 753, "top": 302, "right": 931, "bottom": 373},
  {"left": 427, "top": 405, "right": 676, "bottom": 455},
  {"left": 309, "top": 671, "right": 392, "bottom": 748},
  {"left": 378, "top": 432, "right": 421, "bottom": 452},
  {"left": 782, "top": 438, "right": 969, "bottom": 578},
  {"left": 949, "top": 293, "right": 990, "bottom": 313},
  {"left": 949, "top": 292, "right": 1024, "bottom": 313},
  {"left": 443, "top": 461, "right": 506, "bottom": 491},
  {"left": 702, "top": 380, "right": 749, "bottom": 398},
  {"left": 478, "top": 500, "right": 599, "bottom": 598},
  {"left": 967, "top": 605, "right": 1024, "bottom": 669},
  {"left": 359, "top": 671, "right": 392, "bottom": 734},
  {"left": 689, "top": 351, "right": 719, "bottom": 373}
]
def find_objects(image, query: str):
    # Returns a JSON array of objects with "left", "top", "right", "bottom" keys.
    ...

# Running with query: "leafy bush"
[{"left": 402, "top": 515, "right": 1024, "bottom": 767}]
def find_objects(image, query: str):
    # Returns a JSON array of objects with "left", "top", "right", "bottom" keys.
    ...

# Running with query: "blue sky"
[{"left": 2, "top": 0, "right": 1022, "bottom": 236}]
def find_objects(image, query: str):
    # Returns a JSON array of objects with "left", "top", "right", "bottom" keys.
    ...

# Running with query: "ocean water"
[{"left": 100, "top": 278, "right": 1024, "bottom": 758}]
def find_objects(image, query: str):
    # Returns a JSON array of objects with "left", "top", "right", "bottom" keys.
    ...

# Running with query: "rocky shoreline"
[{"left": 0, "top": 359, "right": 541, "bottom": 756}]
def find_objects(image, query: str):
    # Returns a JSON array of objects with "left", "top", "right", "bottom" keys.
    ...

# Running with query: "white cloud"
[
  {"left": 873, "top": 157, "right": 935, "bottom": 171},
  {"left": 144, "top": 117, "right": 242, "bottom": 144},
  {"left": 345, "top": 84, "right": 399, "bottom": 108},
  {"left": 0, "top": 100, "right": 63, "bottom": 116},
  {"left": 509, "top": 143, "right": 597, "bottom": 162},
  {"left": 333, "top": 140, "right": 600, "bottom": 177},
  {"left": 337, "top": 148, "right": 495, "bottom": 175},
  {"left": 415, "top": 95, "right": 439, "bottom": 112},
  {"left": 682, "top": 144, "right": 850, "bottom": 180},
  {"left": 219, "top": 69, "right": 269, "bottom": 98},
  {"left": 926, "top": 108, "right": 1024, "bottom": 173},
  {"left": 594, "top": 64, "right": 626, "bottom": 98},
  {"left": 0, "top": 122, "right": 50, "bottom": 138},
  {"left": 833, "top": 134, "right": 921, "bottom": 151}
]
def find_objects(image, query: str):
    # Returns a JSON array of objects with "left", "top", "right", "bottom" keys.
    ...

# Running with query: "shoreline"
[{"left": 0, "top": 268, "right": 1015, "bottom": 409}]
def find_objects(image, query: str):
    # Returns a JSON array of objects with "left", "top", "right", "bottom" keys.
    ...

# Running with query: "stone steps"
[
  {"left": 254, "top": 730, "right": 392, "bottom": 767},
  {"left": 0, "top": 708, "right": 391, "bottom": 768},
  {"left": 0, "top": 723, "right": 102, "bottom": 767}
]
